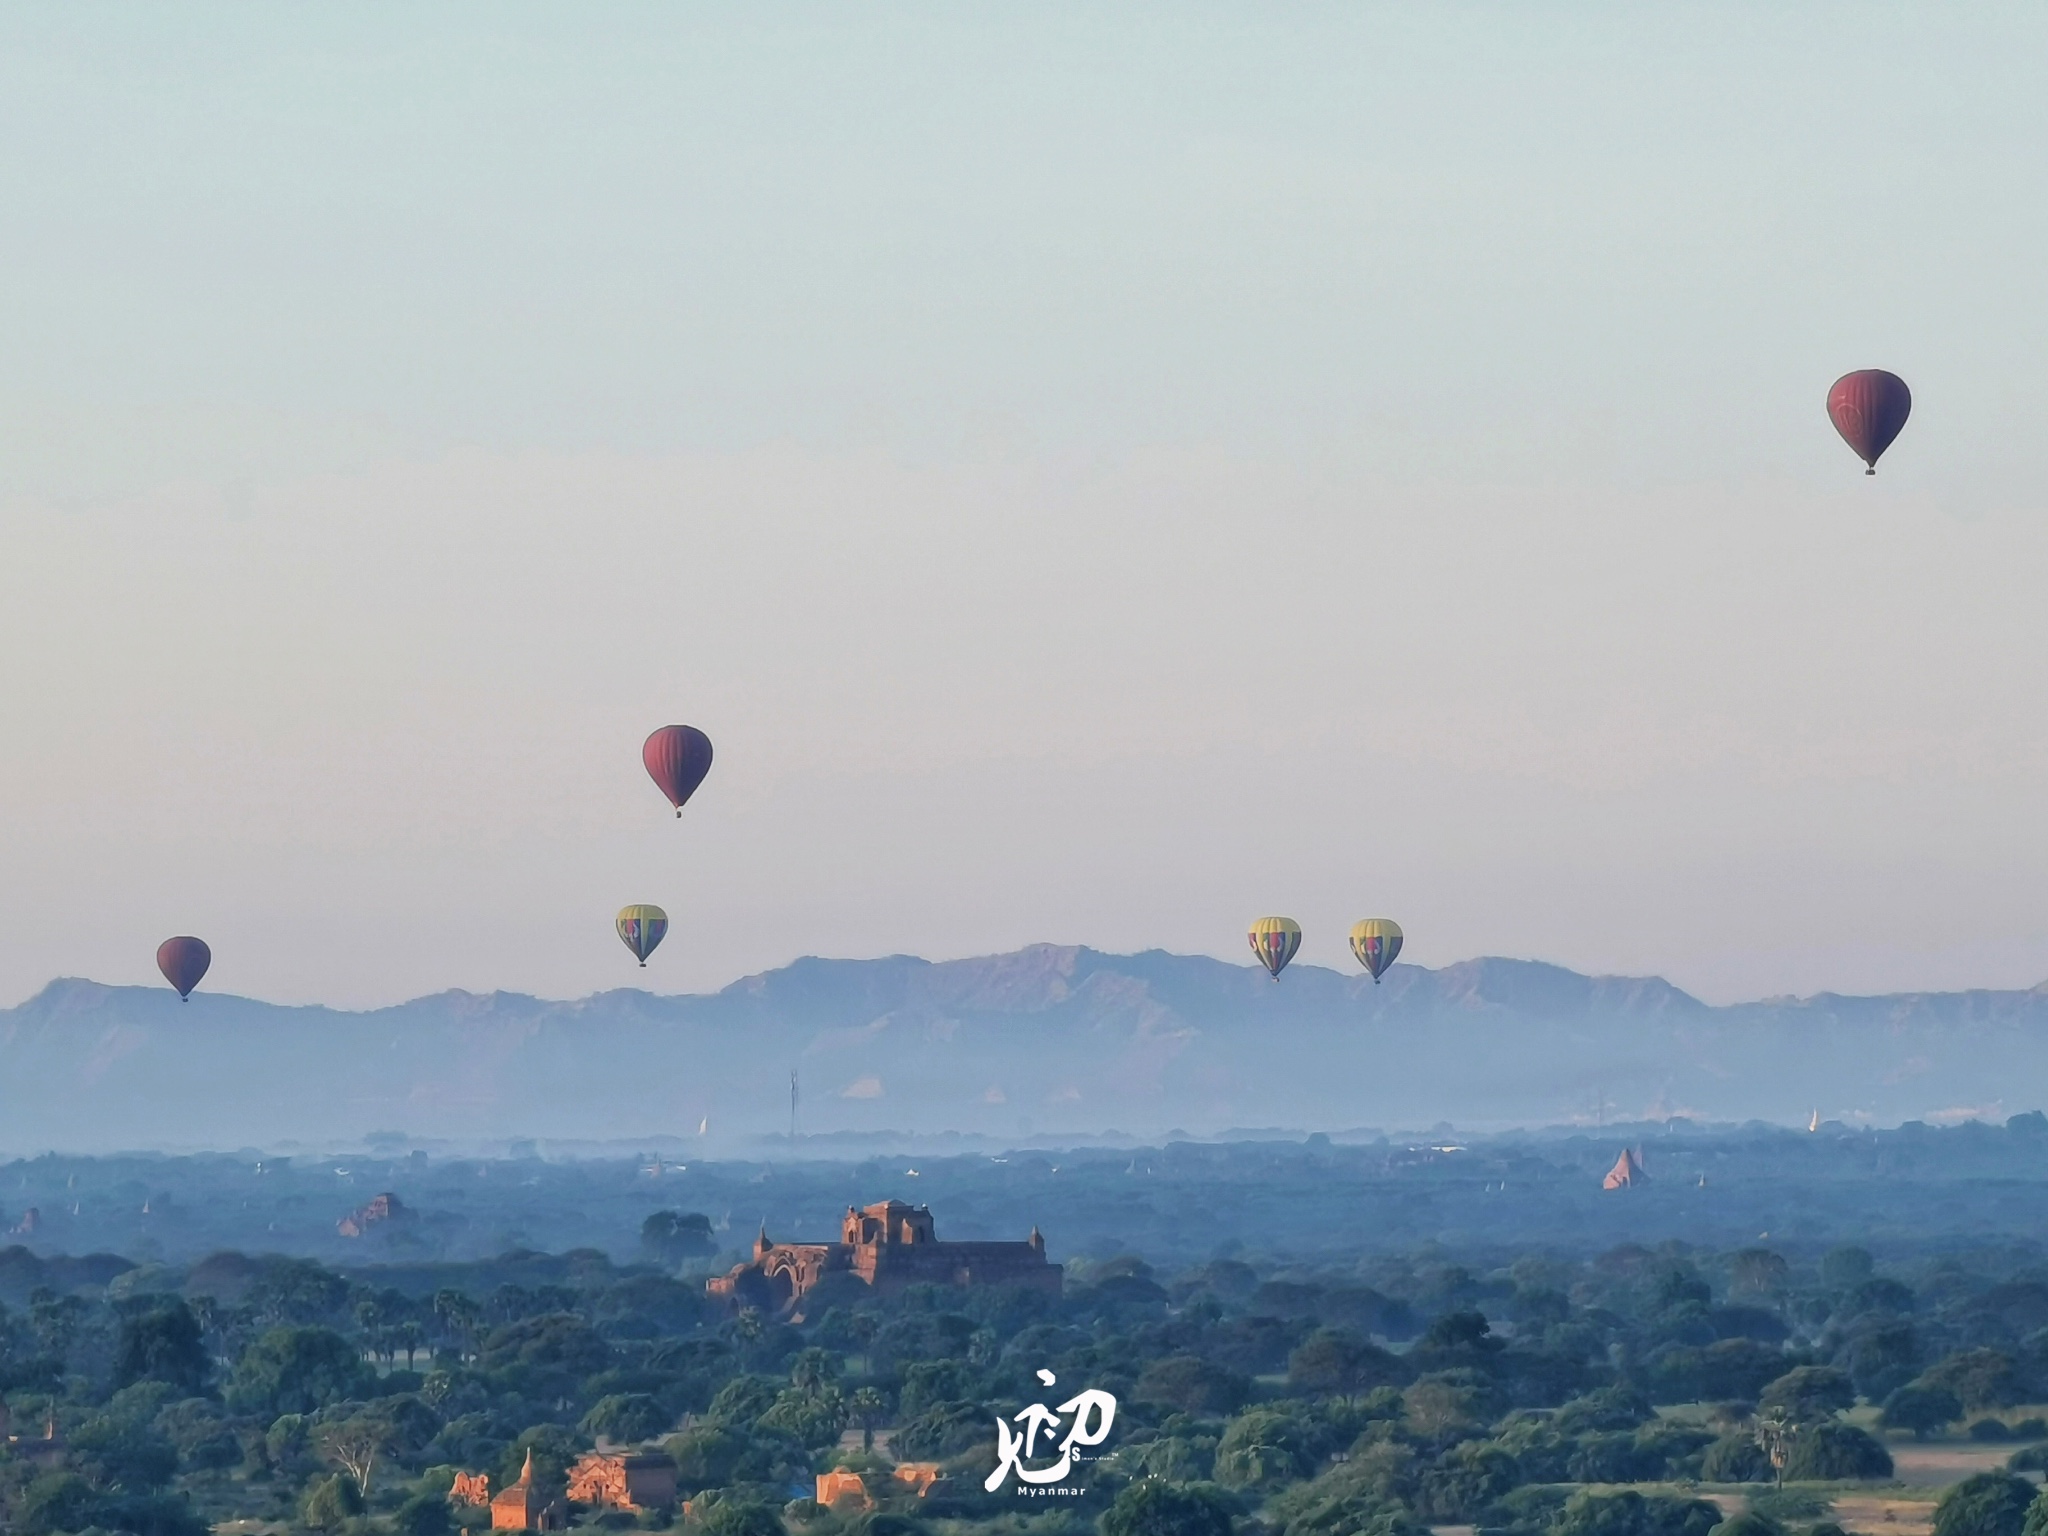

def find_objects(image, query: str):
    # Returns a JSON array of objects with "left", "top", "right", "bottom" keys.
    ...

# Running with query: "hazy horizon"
[
  {"left": 17, "top": 937, "right": 2048, "bottom": 1016},
  {"left": 6, "top": 8, "right": 2048, "bottom": 1011}
]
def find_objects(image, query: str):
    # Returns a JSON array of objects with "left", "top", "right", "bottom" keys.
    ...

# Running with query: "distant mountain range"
[{"left": 4, "top": 946, "right": 2045, "bottom": 1153}]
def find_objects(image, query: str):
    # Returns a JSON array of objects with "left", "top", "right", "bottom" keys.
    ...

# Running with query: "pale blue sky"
[{"left": 3, "top": 6, "right": 2046, "bottom": 1007}]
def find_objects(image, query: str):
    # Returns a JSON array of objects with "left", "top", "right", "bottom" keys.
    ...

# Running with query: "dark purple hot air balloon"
[
  {"left": 156, "top": 936, "right": 211, "bottom": 1000},
  {"left": 643, "top": 725, "right": 714, "bottom": 817},
  {"left": 1827, "top": 370, "right": 1912, "bottom": 475}
]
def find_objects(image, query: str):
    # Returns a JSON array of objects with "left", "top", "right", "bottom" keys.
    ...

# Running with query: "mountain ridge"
[{"left": 4, "top": 946, "right": 2045, "bottom": 1152}]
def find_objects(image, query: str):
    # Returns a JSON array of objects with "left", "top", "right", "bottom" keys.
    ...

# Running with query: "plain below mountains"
[{"left": 2, "top": 945, "right": 2043, "bottom": 1152}]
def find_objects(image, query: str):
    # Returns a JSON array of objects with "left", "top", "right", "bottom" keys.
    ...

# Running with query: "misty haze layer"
[{"left": 3, "top": 946, "right": 2040, "bottom": 1153}]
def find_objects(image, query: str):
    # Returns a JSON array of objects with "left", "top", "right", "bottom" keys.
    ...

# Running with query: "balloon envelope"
[
  {"left": 1827, "top": 370, "right": 1912, "bottom": 473},
  {"left": 616, "top": 904, "right": 669, "bottom": 966},
  {"left": 643, "top": 725, "right": 714, "bottom": 816},
  {"left": 1349, "top": 918, "right": 1403, "bottom": 983},
  {"left": 156, "top": 936, "right": 211, "bottom": 1000},
  {"left": 1247, "top": 916, "right": 1303, "bottom": 980}
]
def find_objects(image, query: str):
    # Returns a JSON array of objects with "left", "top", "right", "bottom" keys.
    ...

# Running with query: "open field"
[
  {"left": 1887, "top": 1443, "right": 2031, "bottom": 1489},
  {"left": 1832, "top": 1495, "right": 1937, "bottom": 1536}
]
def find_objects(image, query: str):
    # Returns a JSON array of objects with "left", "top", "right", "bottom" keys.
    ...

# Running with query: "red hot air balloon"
[
  {"left": 1827, "top": 370, "right": 1912, "bottom": 475},
  {"left": 643, "top": 725, "right": 714, "bottom": 817},
  {"left": 156, "top": 936, "right": 211, "bottom": 1000}
]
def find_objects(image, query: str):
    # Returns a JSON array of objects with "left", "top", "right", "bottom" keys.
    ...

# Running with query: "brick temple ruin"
[{"left": 708, "top": 1199, "right": 1060, "bottom": 1311}]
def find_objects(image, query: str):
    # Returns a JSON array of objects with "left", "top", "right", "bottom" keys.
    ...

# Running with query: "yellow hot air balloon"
[
  {"left": 1349, "top": 918, "right": 1403, "bottom": 983},
  {"left": 616, "top": 904, "right": 669, "bottom": 967},
  {"left": 1247, "top": 916, "right": 1303, "bottom": 980}
]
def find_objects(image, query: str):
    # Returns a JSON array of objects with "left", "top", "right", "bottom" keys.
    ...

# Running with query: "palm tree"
[
  {"left": 1753, "top": 1409, "right": 1799, "bottom": 1490},
  {"left": 848, "top": 1388, "right": 887, "bottom": 1453},
  {"left": 791, "top": 1348, "right": 840, "bottom": 1398},
  {"left": 432, "top": 1290, "right": 482, "bottom": 1361}
]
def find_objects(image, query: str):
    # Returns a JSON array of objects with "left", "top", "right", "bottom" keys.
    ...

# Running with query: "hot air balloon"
[
  {"left": 643, "top": 726, "right": 714, "bottom": 817},
  {"left": 156, "top": 936, "right": 211, "bottom": 1000},
  {"left": 1247, "top": 917, "right": 1303, "bottom": 980},
  {"left": 1349, "top": 918, "right": 1402, "bottom": 983},
  {"left": 1827, "top": 370, "right": 1912, "bottom": 475},
  {"left": 616, "top": 904, "right": 669, "bottom": 967}
]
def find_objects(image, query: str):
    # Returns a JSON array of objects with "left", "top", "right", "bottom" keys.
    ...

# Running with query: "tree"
[
  {"left": 757, "top": 1385, "right": 847, "bottom": 1448},
  {"left": 847, "top": 1518, "right": 927, "bottom": 1536},
  {"left": 1555, "top": 1387, "right": 1657, "bottom": 1435},
  {"left": 666, "top": 1424, "right": 753, "bottom": 1493},
  {"left": 642, "top": 1210, "right": 717, "bottom": 1264},
  {"left": 1883, "top": 1383, "right": 1965, "bottom": 1440},
  {"left": 1784, "top": 1422, "right": 1894, "bottom": 1480},
  {"left": 28, "top": 1292, "right": 87, "bottom": 1368},
  {"left": 1417, "top": 1442, "right": 1521, "bottom": 1521},
  {"left": 1418, "top": 1310, "right": 1504, "bottom": 1357},
  {"left": 67, "top": 1414, "right": 180, "bottom": 1493},
  {"left": 375, "top": 1394, "right": 443, "bottom": 1464},
  {"left": 1752, "top": 1411, "right": 1798, "bottom": 1490},
  {"left": 1843, "top": 1278, "right": 1918, "bottom": 1318},
  {"left": 153, "top": 1398, "right": 240, "bottom": 1472},
  {"left": 697, "top": 1499, "right": 785, "bottom": 1536},
  {"left": 848, "top": 1387, "right": 887, "bottom": 1452},
  {"left": 1701, "top": 1433, "right": 1772, "bottom": 1483},
  {"left": 1925, "top": 1352, "right": 2026, "bottom": 1413},
  {"left": 1404, "top": 1371, "right": 1497, "bottom": 1438},
  {"left": 396, "top": 1491, "right": 453, "bottom": 1536},
  {"left": 1550, "top": 1491, "right": 1722, "bottom": 1536},
  {"left": 299, "top": 1473, "right": 366, "bottom": 1534},
  {"left": 15, "top": 1473, "right": 101, "bottom": 1536},
  {"left": 475, "top": 1313, "right": 611, "bottom": 1377},
  {"left": 665, "top": 1423, "right": 807, "bottom": 1495},
  {"left": 432, "top": 1290, "right": 482, "bottom": 1358},
  {"left": 114, "top": 1302, "right": 210, "bottom": 1396},
  {"left": 248, "top": 1259, "right": 351, "bottom": 1327},
  {"left": 706, "top": 1374, "right": 782, "bottom": 1426},
  {"left": 1822, "top": 1247, "right": 1877, "bottom": 1289},
  {"left": 789, "top": 1346, "right": 841, "bottom": 1397},
  {"left": 1731, "top": 1250, "right": 1791, "bottom": 1297},
  {"left": 266, "top": 1414, "right": 313, "bottom": 1474},
  {"left": 1653, "top": 1269, "right": 1713, "bottom": 1312},
  {"left": 1214, "top": 1408, "right": 1319, "bottom": 1489},
  {"left": 498, "top": 1425, "right": 585, "bottom": 1497},
  {"left": 225, "top": 1326, "right": 376, "bottom": 1418},
  {"left": 1289, "top": 1329, "right": 1402, "bottom": 1404},
  {"left": 1933, "top": 1474, "right": 2040, "bottom": 1536},
  {"left": 892, "top": 1401, "right": 985, "bottom": 1460},
  {"left": 1264, "top": 1453, "right": 1426, "bottom": 1536},
  {"left": 1127, "top": 1435, "right": 1220, "bottom": 1482},
  {"left": 1134, "top": 1354, "right": 1253, "bottom": 1416},
  {"left": 581, "top": 1393, "right": 671, "bottom": 1445},
  {"left": 898, "top": 1360, "right": 975, "bottom": 1417},
  {"left": 319, "top": 1412, "right": 393, "bottom": 1495},
  {"left": 1642, "top": 1339, "right": 1790, "bottom": 1404},
  {"left": 1568, "top": 1434, "right": 1658, "bottom": 1485},
  {"left": 90, "top": 1493, "right": 209, "bottom": 1536},
  {"left": 1101, "top": 1481, "right": 1238, "bottom": 1536},
  {"left": 1840, "top": 1320, "right": 1922, "bottom": 1400},
  {"left": 1757, "top": 1366, "right": 1855, "bottom": 1424}
]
